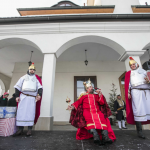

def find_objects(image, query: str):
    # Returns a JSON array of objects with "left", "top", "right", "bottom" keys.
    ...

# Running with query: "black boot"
[
  {"left": 135, "top": 122, "right": 145, "bottom": 139},
  {"left": 88, "top": 129, "right": 102, "bottom": 145},
  {"left": 26, "top": 126, "right": 33, "bottom": 136},
  {"left": 13, "top": 126, "right": 24, "bottom": 137},
  {"left": 101, "top": 130, "right": 113, "bottom": 144}
]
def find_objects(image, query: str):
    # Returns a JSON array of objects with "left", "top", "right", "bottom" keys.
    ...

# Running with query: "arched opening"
[
  {"left": 0, "top": 79, "right": 5, "bottom": 96},
  {"left": 56, "top": 35, "right": 126, "bottom": 58},
  {"left": 53, "top": 36, "right": 126, "bottom": 126}
]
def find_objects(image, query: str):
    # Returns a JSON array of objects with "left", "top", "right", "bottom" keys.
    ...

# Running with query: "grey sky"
[{"left": 0, "top": 0, "right": 149, "bottom": 17}]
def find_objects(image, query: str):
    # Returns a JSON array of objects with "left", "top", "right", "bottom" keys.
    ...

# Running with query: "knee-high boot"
[
  {"left": 135, "top": 122, "right": 145, "bottom": 139},
  {"left": 101, "top": 130, "right": 113, "bottom": 144},
  {"left": 88, "top": 129, "right": 101, "bottom": 144}
]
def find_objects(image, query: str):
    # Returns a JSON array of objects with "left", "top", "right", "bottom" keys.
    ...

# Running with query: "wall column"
[{"left": 35, "top": 53, "right": 56, "bottom": 131}]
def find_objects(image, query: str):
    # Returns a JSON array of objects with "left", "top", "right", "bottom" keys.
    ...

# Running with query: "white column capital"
[{"left": 118, "top": 50, "right": 146, "bottom": 62}]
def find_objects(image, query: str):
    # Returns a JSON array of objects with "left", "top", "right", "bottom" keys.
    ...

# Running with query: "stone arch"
[
  {"left": 56, "top": 35, "right": 126, "bottom": 58},
  {"left": 0, "top": 37, "right": 42, "bottom": 52},
  {"left": 0, "top": 79, "right": 5, "bottom": 96}
]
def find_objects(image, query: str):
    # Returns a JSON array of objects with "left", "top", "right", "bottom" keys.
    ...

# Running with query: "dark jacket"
[
  {"left": 8, "top": 94, "right": 17, "bottom": 107},
  {"left": 0, "top": 95, "right": 8, "bottom": 106},
  {"left": 114, "top": 100, "right": 126, "bottom": 121}
]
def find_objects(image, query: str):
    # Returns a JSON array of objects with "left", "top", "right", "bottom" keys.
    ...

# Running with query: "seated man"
[{"left": 68, "top": 79, "right": 116, "bottom": 145}]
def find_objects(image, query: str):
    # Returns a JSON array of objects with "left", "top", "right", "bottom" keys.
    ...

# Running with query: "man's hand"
[
  {"left": 128, "top": 93, "right": 131, "bottom": 99},
  {"left": 36, "top": 95, "right": 41, "bottom": 102},
  {"left": 95, "top": 89, "right": 102, "bottom": 95},
  {"left": 67, "top": 105, "right": 74, "bottom": 110},
  {"left": 115, "top": 111, "right": 118, "bottom": 114},
  {"left": 16, "top": 97, "right": 20, "bottom": 102},
  {"left": 145, "top": 77, "right": 150, "bottom": 83}
]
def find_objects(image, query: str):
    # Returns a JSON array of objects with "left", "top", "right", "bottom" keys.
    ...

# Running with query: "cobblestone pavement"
[{"left": 0, "top": 130, "right": 150, "bottom": 150}]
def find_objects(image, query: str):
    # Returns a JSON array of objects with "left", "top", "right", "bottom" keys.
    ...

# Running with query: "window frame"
[{"left": 74, "top": 76, "right": 97, "bottom": 102}]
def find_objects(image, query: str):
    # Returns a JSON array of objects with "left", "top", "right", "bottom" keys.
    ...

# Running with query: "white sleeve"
[{"left": 14, "top": 77, "right": 24, "bottom": 91}]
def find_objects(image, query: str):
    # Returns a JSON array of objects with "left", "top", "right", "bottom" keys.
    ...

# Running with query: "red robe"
[
  {"left": 125, "top": 71, "right": 150, "bottom": 125},
  {"left": 70, "top": 94, "right": 116, "bottom": 141}
]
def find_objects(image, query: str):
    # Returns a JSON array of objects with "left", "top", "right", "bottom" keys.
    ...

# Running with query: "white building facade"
[{"left": 0, "top": 0, "right": 150, "bottom": 130}]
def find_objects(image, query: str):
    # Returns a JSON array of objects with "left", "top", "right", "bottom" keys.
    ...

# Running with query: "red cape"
[
  {"left": 34, "top": 74, "right": 42, "bottom": 124},
  {"left": 17, "top": 74, "right": 42, "bottom": 125},
  {"left": 125, "top": 71, "right": 150, "bottom": 125}
]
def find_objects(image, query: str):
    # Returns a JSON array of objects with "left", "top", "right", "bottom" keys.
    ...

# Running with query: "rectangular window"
[{"left": 74, "top": 76, "right": 97, "bottom": 102}]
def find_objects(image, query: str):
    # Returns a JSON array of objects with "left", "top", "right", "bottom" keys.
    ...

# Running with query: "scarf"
[{"left": 117, "top": 98, "right": 124, "bottom": 107}]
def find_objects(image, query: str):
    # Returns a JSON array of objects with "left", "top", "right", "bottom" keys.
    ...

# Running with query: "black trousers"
[{"left": 19, "top": 126, "right": 33, "bottom": 130}]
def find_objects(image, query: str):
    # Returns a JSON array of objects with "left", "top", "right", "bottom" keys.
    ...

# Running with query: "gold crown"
[
  {"left": 129, "top": 57, "right": 137, "bottom": 66},
  {"left": 83, "top": 78, "right": 92, "bottom": 89},
  {"left": 29, "top": 63, "right": 36, "bottom": 70}
]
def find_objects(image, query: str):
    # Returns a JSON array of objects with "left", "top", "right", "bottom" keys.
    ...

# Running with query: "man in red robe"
[
  {"left": 125, "top": 57, "right": 150, "bottom": 139},
  {"left": 68, "top": 79, "right": 116, "bottom": 145}
]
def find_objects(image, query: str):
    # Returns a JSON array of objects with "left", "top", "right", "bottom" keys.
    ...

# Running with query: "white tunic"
[
  {"left": 129, "top": 68, "right": 150, "bottom": 122},
  {"left": 14, "top": 74, "right": 42, "bottom": 126}
]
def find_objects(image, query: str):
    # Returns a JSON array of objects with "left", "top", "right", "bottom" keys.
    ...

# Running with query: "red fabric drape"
[{"left": 34, "top": 74, "right": 42, "bottom": 124}]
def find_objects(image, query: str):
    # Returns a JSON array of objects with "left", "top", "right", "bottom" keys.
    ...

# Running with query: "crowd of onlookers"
[{"left": 0, "top": 92, "right": 17, "bottom": 107}]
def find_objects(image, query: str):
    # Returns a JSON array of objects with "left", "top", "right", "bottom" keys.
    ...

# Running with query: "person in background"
[
  {"left": 0, "top": 92, "right": 9, "bottom": 106},
  {"left": 8, "top": 93, "right": 17, "bottom": 107},
  {"left": 114, "top": 95, "right": 127, "bottom": 130}
]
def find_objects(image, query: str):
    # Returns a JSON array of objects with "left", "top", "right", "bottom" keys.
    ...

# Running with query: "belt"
[
  {"left": 131, "top": 88, "right": 150, "bottom": 90},
  {"left": 22, "top": 93, "right": 36, "bottom": 98}
]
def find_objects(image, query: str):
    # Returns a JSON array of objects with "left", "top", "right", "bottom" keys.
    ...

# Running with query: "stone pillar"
[
  {"left": 35, "top": 54, "right": 56, "bottom": 131},
  {"left": 119, "top": 50, "right": 150, "bottom": 130}
]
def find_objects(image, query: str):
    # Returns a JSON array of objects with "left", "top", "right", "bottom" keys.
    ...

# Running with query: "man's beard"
[{"left": 29, "top": 71, "right": 35, "bottom": 75}]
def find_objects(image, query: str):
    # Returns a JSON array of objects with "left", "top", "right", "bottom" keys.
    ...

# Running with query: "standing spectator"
[
  {"left": 114, "top": 95, "right": 127, "bottom": 130},
  {"left": 8, "top": 93, "right": 17, "bottom": 107},
  {"left": 0, "top": 92, "right": 9, "bottom": 106}
]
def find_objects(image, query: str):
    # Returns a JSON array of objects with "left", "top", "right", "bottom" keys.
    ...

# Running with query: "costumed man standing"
[
  {"left": 68, "top": 79, "right": 116, "bottom": 145},
  {"left": 125, "top": 57, "right": 150, "bottom": 139},
  {"left": 13, "top": 63, "right": 43, "bottom": 136},
  {"left": 114, "top": 95, "right": 127, "bottom": 130}
]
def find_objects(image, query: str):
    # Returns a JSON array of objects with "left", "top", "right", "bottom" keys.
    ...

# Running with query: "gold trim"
[
  {"left": 87, "top": 123, "right": 95, "bottom": 127},
  {"left": 87, "top": 123, "right": 107, "bottom": 127}
]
